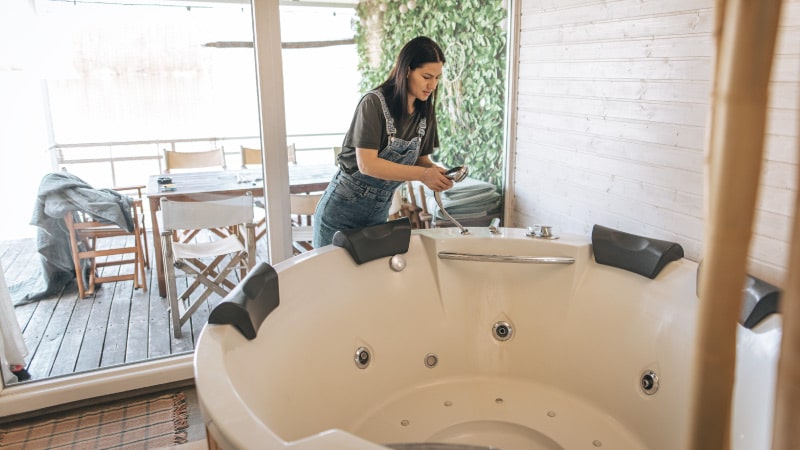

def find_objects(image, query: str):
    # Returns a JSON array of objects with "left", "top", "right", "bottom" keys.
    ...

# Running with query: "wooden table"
[{"left": 146, "top": 164, "right": 337, "bottom": 297}]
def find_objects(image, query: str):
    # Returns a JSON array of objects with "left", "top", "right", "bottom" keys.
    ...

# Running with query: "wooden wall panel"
[{"left": 511, "top": 0, "right": 799, "bottom": 286}]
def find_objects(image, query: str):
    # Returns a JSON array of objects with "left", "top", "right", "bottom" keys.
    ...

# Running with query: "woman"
[{"left": 313, "top": 36, "right": 453, "bottom": 247}]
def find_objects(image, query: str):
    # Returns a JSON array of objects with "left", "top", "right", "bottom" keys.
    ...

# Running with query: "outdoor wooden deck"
[{"left": 2, "top": 234, "right": 270, "bottom": 384}]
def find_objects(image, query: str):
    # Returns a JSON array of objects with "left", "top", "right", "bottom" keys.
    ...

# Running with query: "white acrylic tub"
[{"left": 194, "top": 227, "right": 781, "bottom": 450}]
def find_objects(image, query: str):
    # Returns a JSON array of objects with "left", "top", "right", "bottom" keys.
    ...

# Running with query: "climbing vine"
[{"left": 354, "top": 0, "right": 508, "bottom": 187}]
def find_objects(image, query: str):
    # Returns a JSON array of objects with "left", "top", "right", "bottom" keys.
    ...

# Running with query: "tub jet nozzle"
[
  {"left": 640, "top": 370, "right": 659, "bottom": 394},
  {"left": 354, "top": 347, "right": 371, "bottom": 369},
  {"left": 492, "top": 321, "right": 513, "bottom": 341}
]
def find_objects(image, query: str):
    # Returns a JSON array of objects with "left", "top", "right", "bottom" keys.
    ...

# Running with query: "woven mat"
[{"left": 0, "top": 392, "right": 188, "bottom": 450}]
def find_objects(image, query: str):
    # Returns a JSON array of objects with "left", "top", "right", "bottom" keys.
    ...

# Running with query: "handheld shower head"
[
  {"left": 435, "top": 165, "right": 470, "bottom": 234},
  {"left": 444, "top": 165, "right": 468, "bottom": 182}
]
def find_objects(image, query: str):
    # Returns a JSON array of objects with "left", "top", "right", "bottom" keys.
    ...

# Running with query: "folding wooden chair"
[
  {"left": 162, "top": 148, "right": 231, "bottom": 242},
  {"left": 162, "top": 148, "right": 226, "bottom": 174},
  {"left": 239, "top": 144, "right": 297, "bottom": 169},
  {"left": 64, "top": 196, "right": 147, "bottom": 299},
  {"left": 113, "top": 184, "right": 151, "bottom": 268},
  {"left": 159, "top": 192, "right": 256, "bottom": 337},
  {"left": 290, "top": 193, "right": 322, "bottom": 254},
  {"left": 240, "top": 144, "right": 299, "bottom": 241},
  {"left": 332, "top": 146, "right": 343, "bottom": 165},
  {"left": 388, "top": 181, "right": 424, "bottom": 229},
  {"left": 240, "top": 145, "right": 262, "bottom": 168}
]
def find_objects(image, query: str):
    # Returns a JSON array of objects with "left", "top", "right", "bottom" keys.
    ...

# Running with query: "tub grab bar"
[{"left": 438, "top": 252, "right": 575, "bottom": 264}]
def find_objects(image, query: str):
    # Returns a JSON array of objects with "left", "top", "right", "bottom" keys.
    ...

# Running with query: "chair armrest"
[{"left": 113, "top": 185, "right": 146, "bottom": 198}]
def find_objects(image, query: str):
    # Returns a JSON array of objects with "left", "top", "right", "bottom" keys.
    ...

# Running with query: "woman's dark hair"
[{"left": 377, "top": 36, "right": 446, "bottom": 132}]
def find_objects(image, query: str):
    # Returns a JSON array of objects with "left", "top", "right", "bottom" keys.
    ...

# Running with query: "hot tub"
[{"left": 194, "top": 226, "right": 781, "bottom": 450}]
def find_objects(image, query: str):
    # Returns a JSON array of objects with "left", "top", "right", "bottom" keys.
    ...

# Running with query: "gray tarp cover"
[{"left": 10, "top": 172, "right": 134, "bottom": 305}]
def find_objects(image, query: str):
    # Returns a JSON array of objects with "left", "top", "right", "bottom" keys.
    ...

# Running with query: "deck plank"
[
  {"left": 30, "top": 294, "right": 77, "bottom": 378},
  {"left": 125, "top": 280, "right": 151, "bottom": 364},
  {"left": 73, "top": 274, "right": 115, "bottom": 372},
  {"left": 49, "top": 290, "right": 94, "bottom": 377},
  {"left": 3, "top": 239, "right": 41, "bottom": 331},
  {"left": 100, "top": 280, "right": 133, "bottom": 368},
  {"left": 2, "top": 229, "right": 277, "bottom": 384},
  {"left": 147, "top": 268, "right": 173, "bottom": 359},
  {"left": 100, "top": 240, "right": 135, "bottom": 368},
  {"left": 21, "top": 297, "right": 60, "bottom": 380},
  {"left": 3, "top": 246, "right": 40, "bottom": 330},
  {"left": 188, "top": 290, "right": 215, "bottom": 349}
]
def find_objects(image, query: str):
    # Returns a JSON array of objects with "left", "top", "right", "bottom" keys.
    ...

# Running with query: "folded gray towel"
[{"left": 422, "top": 177, "right": 501, "bottom": 220}]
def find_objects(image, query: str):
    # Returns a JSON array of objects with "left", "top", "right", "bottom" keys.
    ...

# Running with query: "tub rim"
[
  {"left": 194, "top": 228, "right": 724, "bottom": 449},
  {"left": 196, "top": 322, "right": 392, "bottom": 449}
]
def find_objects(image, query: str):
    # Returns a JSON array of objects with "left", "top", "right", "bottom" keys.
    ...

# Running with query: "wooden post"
[
  {"left": 704, "top": 0, "right": 726, "bottom": 208},
  {"left": 690, "top": 1, "right": 783, "bottom": 449},
  {"left": 772, "top": 114, "right": 800, "bottom": 449}
]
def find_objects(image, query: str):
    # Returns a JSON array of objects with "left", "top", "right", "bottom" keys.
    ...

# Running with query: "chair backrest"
[
  {"left": 290, "top": 193, "right": 321, "bottom": 228},
  {"left": 388, "top": 188, "right": 404, "bottom": 217},
  {"left": 290, "top": 193, "right": 322, "bottom": 217},
  {"left": 333, "top": 146, "right": 343, "bottom": 166},
  {"left": 239, "top": 144, "right": 296, "bottom": 168},
  {"left": 240, "top": 146, "right": 262, "bottom": 168},
  {"left": 163, "top": 148, "right": 226, "bottom": 173},
  {"left": 160, "top": 193, "right": 254, "bottom": 232}
]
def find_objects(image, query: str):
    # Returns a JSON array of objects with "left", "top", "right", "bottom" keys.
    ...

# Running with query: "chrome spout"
[{"left": 434, "top": 191, "right": 469, "bottom": 235}]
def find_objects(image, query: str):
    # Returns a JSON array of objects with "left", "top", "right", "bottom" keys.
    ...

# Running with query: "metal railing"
[{"left": 51, "top": 132, "right": 344, "bottom": 187}]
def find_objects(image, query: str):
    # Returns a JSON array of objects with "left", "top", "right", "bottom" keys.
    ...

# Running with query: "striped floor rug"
[{"left": 0, "top": 392, "right": 188, "bottom": 449}]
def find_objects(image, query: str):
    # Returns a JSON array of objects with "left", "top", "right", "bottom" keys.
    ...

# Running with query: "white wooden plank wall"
[{"left": 510, "top": 0, "right": 799, "bottom": 286}]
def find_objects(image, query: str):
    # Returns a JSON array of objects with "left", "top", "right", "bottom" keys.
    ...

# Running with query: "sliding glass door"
[{"left": 0, "top": 0, "right": 359, "bottom": 415}]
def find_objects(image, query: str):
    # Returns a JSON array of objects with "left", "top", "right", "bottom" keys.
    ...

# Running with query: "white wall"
[{"left": 509, "top": 0, "right": 798, "bottom": 287}]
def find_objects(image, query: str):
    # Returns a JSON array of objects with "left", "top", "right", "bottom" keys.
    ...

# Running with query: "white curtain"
[{"left": 0, "top": 260, "right": 29, "bottom": 385}]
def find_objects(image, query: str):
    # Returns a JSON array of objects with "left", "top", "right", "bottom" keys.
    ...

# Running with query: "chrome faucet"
[
  {"left": 488, "top": 217, "right": 501, "bottom": 234},
  {"left": 435, "top": 165, "right": 470, "bottom": 235},
  {"left": 526, "top": 224, "right": 558, "bottom": 239}
]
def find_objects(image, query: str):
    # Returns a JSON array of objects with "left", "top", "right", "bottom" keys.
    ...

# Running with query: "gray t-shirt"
[{"left": 337, "top": 92, "right": 439, "bottom": 174}]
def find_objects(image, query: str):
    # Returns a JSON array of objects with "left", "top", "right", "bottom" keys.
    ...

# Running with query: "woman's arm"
[{"left": 356, "top": 148, "right": 453, "bottom": 191}]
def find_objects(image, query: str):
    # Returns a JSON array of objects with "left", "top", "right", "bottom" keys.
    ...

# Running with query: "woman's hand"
[
  {"left": 355, "top": 149, "right": 453, "bottom": 191},
  {"left": 420, "top": 166, "right": 453, "bottom": 192}
]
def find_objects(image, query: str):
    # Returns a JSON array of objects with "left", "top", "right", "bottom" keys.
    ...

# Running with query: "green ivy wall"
[{"left": 354, "top": 0, "right": 508, "bottom": 187}]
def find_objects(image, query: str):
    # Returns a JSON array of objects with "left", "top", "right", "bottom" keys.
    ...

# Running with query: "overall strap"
[{"left": 371, "top": 90, "right": 397, "bottom": 137}]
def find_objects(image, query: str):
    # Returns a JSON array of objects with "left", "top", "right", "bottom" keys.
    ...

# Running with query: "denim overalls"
[{"left": 313, "top": 90, "right": 426, "bottom": 247}]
